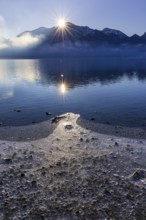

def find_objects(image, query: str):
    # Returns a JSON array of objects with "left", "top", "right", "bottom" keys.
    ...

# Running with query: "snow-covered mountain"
[
  {"left": 18, "top": 22, "right": 146, "bottom": 46},
  {"left": 18, "top": 27, "right": 55, "bottom": 38},
  {"left": 102, "top": 28, "right": 127, "bottom": 39}
]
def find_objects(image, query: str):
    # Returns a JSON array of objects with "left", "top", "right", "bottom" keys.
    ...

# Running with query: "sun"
[{"left": 57, "top": 18, "right": 66, "bottom": 29}]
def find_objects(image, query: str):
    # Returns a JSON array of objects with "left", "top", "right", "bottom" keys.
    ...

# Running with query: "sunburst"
[{"left": 57, "top": 18, "right": 66, "bottom": 29}]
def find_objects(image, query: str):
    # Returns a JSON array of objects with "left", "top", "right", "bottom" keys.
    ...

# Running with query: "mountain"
[
  {"left": 18, "top": 26, "right": 55, "bottom": 38},
  {"left": 0, "top": 22, "right": 146, "bottom": 59},
  {"left": 102, "top": 28, "right": 128, "bottom": 39},
  {"left": 18, "top": 22, "right": 146, "bottom": 46}
]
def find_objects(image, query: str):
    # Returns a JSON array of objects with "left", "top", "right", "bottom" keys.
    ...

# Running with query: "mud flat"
[{"left": 0, "top": 113, "right": 146, "bottom": 220}]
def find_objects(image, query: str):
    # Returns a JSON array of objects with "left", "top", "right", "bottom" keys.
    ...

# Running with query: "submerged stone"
[
  {"left": 46, "top": 112, "right": 52, "bottom": 116},
  {"left": 14, "top": 109, "right": 21, "bottom": 112}
]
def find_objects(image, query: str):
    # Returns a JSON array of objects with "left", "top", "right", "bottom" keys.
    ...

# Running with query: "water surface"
[{"left": 0, "top": 57, "right": 146, "bottom": 128}]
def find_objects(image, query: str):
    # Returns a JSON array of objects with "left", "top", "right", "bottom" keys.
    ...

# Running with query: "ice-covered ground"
[{"left": 0, "top": 113, "right": 146, "bottom": 219}]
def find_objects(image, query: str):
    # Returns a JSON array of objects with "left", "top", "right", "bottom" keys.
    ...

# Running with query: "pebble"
[
  {"left": 46, "top": 112, "right": 52, "bottom": 116},
  {"left": 52, "top": 116, "right": 66, "bottom": 124},
  {"left": 20, "top": 173, "right": 25, "bottom": 178},
  {"left": 14, "top": 109, "right": 21, "bottom": 112},
  {"left": 132, "top": 169, "right": 146, "bottom": 181},
  {"left": 4, "top": 158, "right": 12, "bottom": 163},
  {"left": 65, "top": 124, "right": 74, "bottom": 130}
]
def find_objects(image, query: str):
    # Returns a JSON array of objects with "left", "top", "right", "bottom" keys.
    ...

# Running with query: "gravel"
[{"left": 0, "top": 113, "right": 146, "bottom": 220}]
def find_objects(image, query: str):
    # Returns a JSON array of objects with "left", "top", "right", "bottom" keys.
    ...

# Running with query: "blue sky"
[{"left": 0, "top": 0, "right": 146, "bottom": 37}]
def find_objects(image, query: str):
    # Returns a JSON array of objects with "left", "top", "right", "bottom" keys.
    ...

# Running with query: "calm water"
[{"left": 1, "top": 57, "right": 146, "bottom": 128}]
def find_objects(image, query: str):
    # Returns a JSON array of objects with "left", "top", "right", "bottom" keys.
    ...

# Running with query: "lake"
[{"left": 0, "top": 57, "right": 146, "bottom": 128}]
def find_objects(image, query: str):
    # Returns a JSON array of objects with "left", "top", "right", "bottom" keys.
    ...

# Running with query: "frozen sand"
[{"left": 0, "top": 113, "right": 146, "bottom": 219}]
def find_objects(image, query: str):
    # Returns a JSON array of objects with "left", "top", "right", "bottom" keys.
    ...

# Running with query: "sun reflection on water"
[{"left": 60, "top": 83, "right": 66, "bottom": 94}]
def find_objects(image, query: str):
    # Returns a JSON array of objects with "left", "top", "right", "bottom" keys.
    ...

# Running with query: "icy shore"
[{"left": 0, "top": 113, "right": 146, "bottom": 219}]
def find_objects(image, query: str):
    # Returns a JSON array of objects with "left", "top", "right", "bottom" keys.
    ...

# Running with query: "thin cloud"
[
  {"left": 0, "top": 14, "right": 42, "bottom": 50},
  {"left": 11, "top": 33, "right": 41, "bottom": 48},
  {"left": 0, "top": 33, "right": 42, "bottom": 51},
  {"left": 0, "top": 37, "right": 9, "bottom": 49}
]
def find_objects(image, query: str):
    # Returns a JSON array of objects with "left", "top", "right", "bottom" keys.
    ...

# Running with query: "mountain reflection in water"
[{"left": 0, "top": 57, "right": 146, "bottom": 127}]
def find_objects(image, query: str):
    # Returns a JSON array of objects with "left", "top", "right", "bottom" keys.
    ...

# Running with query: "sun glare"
[
  {"left": 60, "top": 83, "right": 66, "bottom": 94},
  {"left": 58, "top": 18, "right": 66, "bottom": 29}
]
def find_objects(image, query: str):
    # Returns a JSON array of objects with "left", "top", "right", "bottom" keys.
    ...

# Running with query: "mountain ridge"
[
  {"left": 18, "top": 22, "right": 146, "bottom": 46},
  {"left": 0, "top": 22, "right": 146, "bottom": 59}
]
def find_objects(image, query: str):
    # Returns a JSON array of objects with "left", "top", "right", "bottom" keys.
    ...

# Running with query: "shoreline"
[
  {"left": 77, "top": 117, "right": 146, "bottom": 140},
  {"left": 0, "top": 120, "right": 57, "bottom": 142},
  {"left": 0, "top": 113, "right": 146, "bottom": 141},
  {"left": 0, "top": 113, "right": 146, "bottom": 219}
]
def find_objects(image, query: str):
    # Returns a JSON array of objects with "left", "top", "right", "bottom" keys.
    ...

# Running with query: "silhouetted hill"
[{"left": 19, "top": 22, "right": 146, "bottom": 46}]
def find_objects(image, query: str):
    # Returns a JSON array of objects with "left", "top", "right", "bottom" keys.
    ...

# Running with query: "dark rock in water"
[
  {"left": 115, "top": 142, "right": 119, "bottom": 146},
  {"left": 90, "top": 117, "right": 95, "bottom": 121},
  {"left": 32, "top": 120, "right": 36, "bottom": 124},
  {"left": 0, "top": 122, "right": 2, "bottom": 126},
  {"left": 132, "top": 169, "right": 146, "bottom": 181},
  {"left": 51, "top": 116, "right": 66, "bottom": 124},
  {"left": 14, "top": 109, "right": 21, "bottom": 112},
  {"left": 80, "top": 138, "right": 83, "bottom": 142},
  {"left": 65, "top": 124, "right": 73, "bottom": 130},
  {"left": 46, "top": 112, "right": 52, "bottom": 116}
]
